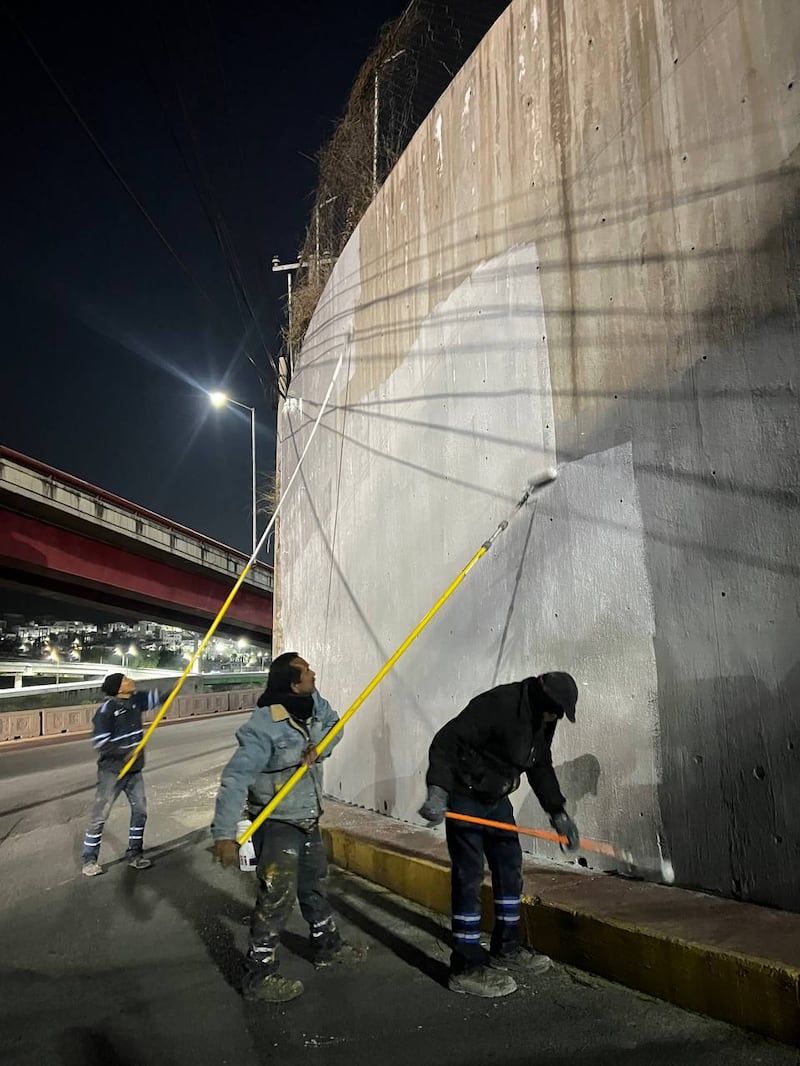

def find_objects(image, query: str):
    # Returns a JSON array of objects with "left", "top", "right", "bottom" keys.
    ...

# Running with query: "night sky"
[{"left": 1, "top": 0, "right": 405, "bottom": 583}]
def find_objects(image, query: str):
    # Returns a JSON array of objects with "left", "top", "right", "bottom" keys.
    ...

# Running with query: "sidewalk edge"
[{"left": 321, "top": 825, "right": 800, "bottom": 1046}]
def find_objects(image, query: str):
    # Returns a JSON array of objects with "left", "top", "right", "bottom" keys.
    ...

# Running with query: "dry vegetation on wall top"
[{"left": 275, "top": 0, "right": 512, "bottom": 389}]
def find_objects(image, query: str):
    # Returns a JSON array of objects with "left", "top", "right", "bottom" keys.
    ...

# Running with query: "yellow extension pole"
[
  {"left": 117, "top": 348, "right": 346, "bottom": 781},
  {"left": 117, "top": 560, "right": 258, "bottom": 779},
  {"left": 238, "top": 469, "right": 558, "bottom": 846},
  {"left": 238, "top": 544, "right": 487, "bottom": 843}
]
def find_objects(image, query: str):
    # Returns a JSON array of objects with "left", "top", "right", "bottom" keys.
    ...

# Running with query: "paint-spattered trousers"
[{"left": 247, "top": 820, "right": 339, "bottom": 974}]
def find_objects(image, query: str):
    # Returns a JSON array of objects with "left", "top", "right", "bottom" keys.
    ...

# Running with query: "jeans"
[
  {"left": 445, "top": 792, "right": 523, "bottom": 974},
  {"left": 82, "top": 764, "right": 148, "bottom": 863},
  {"left": 247, "top": 820, "right": 337, "bottom": 974}
]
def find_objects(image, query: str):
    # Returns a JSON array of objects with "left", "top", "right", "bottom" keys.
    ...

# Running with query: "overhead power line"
[{"left": 3, "top": 3, "right": 221, "bottom": 313}]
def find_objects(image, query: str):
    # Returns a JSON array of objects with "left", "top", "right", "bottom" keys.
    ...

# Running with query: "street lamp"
[
  {"left": 237, "top": 637, "right": 248, "bottom": 670},
  {"left": 114, "top": 644, "right": 137, "bottom": 669},
  {"left": 208, "top": 391, "right": 257, "bottom": 556}
]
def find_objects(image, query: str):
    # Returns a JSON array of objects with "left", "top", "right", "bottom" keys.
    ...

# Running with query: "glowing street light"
[{"left": 114, "top": 644, "right": 137, "bottom": 668}]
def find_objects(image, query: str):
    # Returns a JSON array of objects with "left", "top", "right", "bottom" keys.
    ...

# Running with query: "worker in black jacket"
[{"left": 419, "top": 672, "right": 580, "bottom": 998}]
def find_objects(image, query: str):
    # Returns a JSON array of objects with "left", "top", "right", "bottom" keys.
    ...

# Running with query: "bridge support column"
[{"left": 14, "top": 673, "right": 23, "bottom": 689}]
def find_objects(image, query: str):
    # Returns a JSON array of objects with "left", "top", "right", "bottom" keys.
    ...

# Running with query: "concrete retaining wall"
[{"left": 280, "top": 0, "right": 800, "bottom": 909}]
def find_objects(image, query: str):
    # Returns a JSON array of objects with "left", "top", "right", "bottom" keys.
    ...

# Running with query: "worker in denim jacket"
[{"left": 212, "top": 652, "right": 365, "bottom": 1003}]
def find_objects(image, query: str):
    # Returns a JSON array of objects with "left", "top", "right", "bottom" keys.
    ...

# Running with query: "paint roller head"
[{"left": 528, "top": 467, "right": 558, "bottom": 491}]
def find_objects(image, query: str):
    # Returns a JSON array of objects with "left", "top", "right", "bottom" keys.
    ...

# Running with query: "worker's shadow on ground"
[
  {"left": 117, "top": 828, "right": 250, "bottom": 991},
  {"left": 320, "top": 868, "right": 450, "bottom": 986},
  {"left": 130, "top": 830, "right": 450, "bottom": 990},
  {"left": 57, "top": 1027, "right": 137, "bottom": 1066}
]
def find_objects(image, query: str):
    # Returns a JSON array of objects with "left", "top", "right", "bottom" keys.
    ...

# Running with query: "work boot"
[
  {"left": 82, "top": 861, "right": 104, "bottom": 878},
  {"left": 310, "top": 917, "right": 367, "bottom": 968},
  {"left": 489, "top": 946, "right": 553, "bottom": 975},
  {"left": 128, "top": 854, "right": 152, "bottom": 870},
  {"left": 448, "top": 966, "right": 517, "bottom": 998},
  {"left": 312, "top": 941, "right": 368, "bottom": 969},
  {"left": 242, "top": 970, "right": 304, "bottom": 1003}
]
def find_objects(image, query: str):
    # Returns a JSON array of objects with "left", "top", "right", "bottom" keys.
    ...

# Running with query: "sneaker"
[
  {"left": 242, "top": 972, "right": 304, "bottom": 1003},
  {"left": 82, "top": 861, "right": 104, "bottom": 878},
  {"left": 448, "top": 966, "right": 517, "bottom": 998},
  {"left": 489, "top": 946, "right": 553, "bottom": 975},
  {"left": 128, "top": 855, "right": 152, "bottom": 870},
  {"left": 312, "top": 941, "right": 368, "bottom": 969}
]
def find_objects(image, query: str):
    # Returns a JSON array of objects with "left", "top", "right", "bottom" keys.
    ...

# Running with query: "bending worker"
[
  {"left": 212, "top": 652, "right": 363, "bottom": 1003},
  {"left": 419, "top": 671, "right": 580, "bottom": 998}
]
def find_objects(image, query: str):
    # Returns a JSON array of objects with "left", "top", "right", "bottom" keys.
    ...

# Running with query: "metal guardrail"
[{"left": 0, "top": 670, "right": 266, "bottom": 705}]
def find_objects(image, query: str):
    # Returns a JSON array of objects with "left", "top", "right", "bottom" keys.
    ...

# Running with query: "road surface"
[{"left": 0, "top": 720, "right": 796, "bottom": 1066}]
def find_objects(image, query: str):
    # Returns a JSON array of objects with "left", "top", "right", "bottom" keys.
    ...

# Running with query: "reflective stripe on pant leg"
[
  {"left": 445, "top": 794, "right": 489, "bottom": 972},
  {"left": 248, "top": 822, "right": 300, "bottom": 972},
  {"left": 484, "top": 796, "right": 523, "bottom": 955},
  {"left": 82, "top": 766, "right": 120, "bottom": 862},
  {"left": 123, "top": 771, "right": 148, "bottom": 855},
  {"left": 297, "top": 824, "right": 333, "bottom": 931}
]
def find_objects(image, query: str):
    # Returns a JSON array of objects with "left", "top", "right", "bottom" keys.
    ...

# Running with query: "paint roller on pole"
[
  {"left": 237, "top": 467, "right": 558, "bottom": 846},
  {"left": 116, "top": 349, "right": 345, "bottom": 782}
]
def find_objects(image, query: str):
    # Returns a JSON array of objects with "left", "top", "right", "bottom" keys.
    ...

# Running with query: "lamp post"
[
  {"left": 114, "top": 644, "right": 137, "bottom": 669},
  {"left": 209, "top": 391, "right": 257, "bottom": 556}
]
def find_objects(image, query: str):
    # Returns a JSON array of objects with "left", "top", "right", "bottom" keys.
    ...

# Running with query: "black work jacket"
[{"left": 425, "top": 677, "right": 566, "bottom": 814}]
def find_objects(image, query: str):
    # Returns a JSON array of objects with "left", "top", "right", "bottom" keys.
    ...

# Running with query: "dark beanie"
[
  {"left": 539, "top": 672, "right": 578, "bottom": 722},
  {"left": 101, "top": 672, "right": 124, "bottom": 697}
]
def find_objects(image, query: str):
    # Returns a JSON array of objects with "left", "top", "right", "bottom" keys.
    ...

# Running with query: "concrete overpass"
[{"left": 0, "top": 447, "right": 272, "bottom": 639}]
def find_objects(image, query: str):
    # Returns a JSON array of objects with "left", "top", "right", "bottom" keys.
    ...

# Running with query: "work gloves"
[
  {"left": 418, "top": 785, "right": 449, "bottom": 826},
  {"left": 550, "top": 810, "right": 580, "bottom": 852},
  {"left": 212, "top": 839, "right": 240, "bottom": 868}
]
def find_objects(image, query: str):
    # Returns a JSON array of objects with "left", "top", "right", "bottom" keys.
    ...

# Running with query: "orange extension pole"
[{"left": 445, "top": 810, "right": 619, "bottom": 858}]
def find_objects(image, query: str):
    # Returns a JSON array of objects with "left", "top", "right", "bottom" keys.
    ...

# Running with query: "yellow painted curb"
[{"left": 322, "top": 826, "right": 800, "bottom": 1046}]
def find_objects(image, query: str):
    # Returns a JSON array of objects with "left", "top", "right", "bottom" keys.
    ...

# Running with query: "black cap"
[
  {"left": 539, "top": 672, "right": 578, "bottom": 722},
  {"left": 101, "top": 672, "right": 124, "bottom": 697}
]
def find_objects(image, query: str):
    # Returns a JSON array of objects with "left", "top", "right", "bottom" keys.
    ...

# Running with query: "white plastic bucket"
[{"left": 235, "top": 819, "right": 257, "bottom": 873}]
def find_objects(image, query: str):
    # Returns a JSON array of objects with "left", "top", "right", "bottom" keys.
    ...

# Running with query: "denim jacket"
[{"left": 212, "top": 690, "right": 341, "bottom": 838}]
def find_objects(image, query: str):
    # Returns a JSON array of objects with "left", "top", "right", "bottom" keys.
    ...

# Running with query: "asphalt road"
[{"left": 0, "top": 722, "right": 797, "bottom": 1066}]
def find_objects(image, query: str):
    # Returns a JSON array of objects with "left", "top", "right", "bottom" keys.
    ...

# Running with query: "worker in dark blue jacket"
[{"left": 80, "top": 672, "right": 165, "bottom": 877}]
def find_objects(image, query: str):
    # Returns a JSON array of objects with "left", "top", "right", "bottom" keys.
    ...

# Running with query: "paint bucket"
[{"left": 236, "top": 819, "right": 257, "bottom": 873}]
